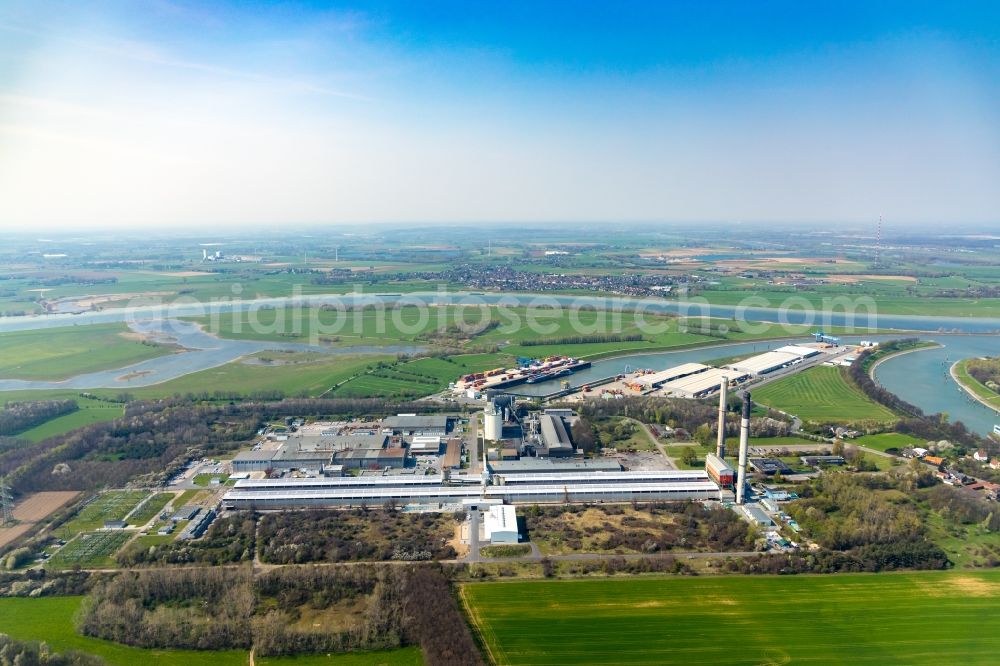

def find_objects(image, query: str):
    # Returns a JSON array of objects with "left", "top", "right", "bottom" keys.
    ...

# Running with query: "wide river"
[{"left": 0, "top": 292, "right": 996, "bottom": 433}]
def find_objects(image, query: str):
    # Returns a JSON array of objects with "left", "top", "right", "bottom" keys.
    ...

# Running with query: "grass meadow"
[
  {"left": 0, "top": 323, "right": 171, "bottom": 381},
  {"left": 753, "top": 365, "right": 897, "bottom": 424},
  {"left": 462, "top": 571, "right": 1000, "bottom": 665},
  {"left": 15, "top": 401, "right": 123, "bottom": 442}
]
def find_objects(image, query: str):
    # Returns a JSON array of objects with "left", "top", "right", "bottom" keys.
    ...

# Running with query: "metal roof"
[
  {"left": 498, "top": 470, "right": 708, "bottom": 484},
  {"left": 233, "top": 450, "right": 277, "bottom": 462},
  {"left": 660, "top": 367, "right": 742, "bottom": 397},
  {"left": 726, "top": 351, "right": 799, "bottom": 375},
  {"left": 484, "top": 504, "right": 518, "bottom": 538},
  {"left": 705, "top": 453, "right": 734, "bottom": 475},
  {"left": 383, "top": 415, "right": 449, "bottom": 430},
  {"left": 223, "top": 481, "right": 720, "bottom": 503},
  {"left": 488, "top": 458, "right": 622, "bottom": 473},
  {"left": 540, "top": 414, "right": 573, "bottom": 451},
  {"left": 633, "top": 363, "right": 710, "bottom": 387},
  {"left": 234, "top": 475, "right": 444, "bottom": 489},
  {"left": 773, "top": 345, "right": 821, "bottom": 358}
]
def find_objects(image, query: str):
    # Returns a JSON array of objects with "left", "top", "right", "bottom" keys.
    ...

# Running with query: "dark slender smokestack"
[
  {"left": 716, "top": 377, "right": 728, "bottom": 458},
  {"left": 736, "top": 392, "right": 751, "bottom": 505}
]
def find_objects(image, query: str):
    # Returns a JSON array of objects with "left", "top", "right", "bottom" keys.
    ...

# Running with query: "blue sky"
[{"left": 0, "top": 1, "right": 997, "bottom": 229}]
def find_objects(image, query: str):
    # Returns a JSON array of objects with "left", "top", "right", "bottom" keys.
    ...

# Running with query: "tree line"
[
  {"left": 0, "top": 400, "right": 77, "bottom": 437},
  {"left": 0, "top": 634, "right": 106, "bottom": 666},
  {"left": 519, "top": 333, "right": 646, "bottom": 346}
]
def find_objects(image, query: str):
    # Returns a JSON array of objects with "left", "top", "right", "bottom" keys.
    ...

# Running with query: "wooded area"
[
  {"left": 0, "top": 400, "right": 77, "bottom": 437},
  {"left": 79, "top": 564, "right": 482, "bottom": 662}
]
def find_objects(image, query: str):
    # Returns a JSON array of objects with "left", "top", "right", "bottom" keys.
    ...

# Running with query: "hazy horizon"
[{"left": 1, "top": 1, "right": 998, "bottom": 231}]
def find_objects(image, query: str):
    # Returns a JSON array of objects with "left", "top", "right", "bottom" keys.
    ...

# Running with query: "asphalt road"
[{"left": 467, "top": 509, "right": 482, "bottom": 562}]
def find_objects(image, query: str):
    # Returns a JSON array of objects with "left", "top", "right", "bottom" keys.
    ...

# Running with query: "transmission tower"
[
  {"left": 875, "top": 214, "right": 883, "bottom": 266},
  {"left": 0, "top": 479, "right": 12, "bottom": 526}
]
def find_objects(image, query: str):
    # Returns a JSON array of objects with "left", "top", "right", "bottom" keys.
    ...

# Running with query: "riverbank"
[
  {"left": 867, "top": 341, "right": 941, "bottom": 379},
  {"left": 950, "top": 360, "right": 1000, "bottom": 417}
]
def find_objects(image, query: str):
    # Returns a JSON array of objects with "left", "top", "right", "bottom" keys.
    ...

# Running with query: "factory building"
[
  {"left": 538, "top": 413, "right": 575, "bottom": 457},
  {"left": 233, "top": 433, "right": 392, "bottom": 473},
  {"left": 382, "top": 415, "right": 450, "bottom": 436},
  {"left": 484, "top": 504, "right": 519, "bottom": 544},
  {"left": 335, "top": 447, "right": 408, "bottom": 469},
  {"left": 726, "top": 345, "right": 818, "bottom": 377},
  {"left": 232, "top": 475, "right": 445, "bottom": 491},
  {"left": 273, "top": 449, "right": 335, "bottom": 471},
  {"left": 631, "top": 363, "right": 710, "bottom": 390},
  {"left": 409, "top": 435, "right": 443, "bottom": 455},
  {"left": 740, "top": 504, "right": 775, "bottom": 528},
  {"left": 705, "top": 453, "right": 735, "bottom": 488},
  {"left": 659, "top": 367, "right": 749, "bottom": 399},
  {"left": 441, "top": 439, "right": 462, "bottom": 469},
  {"left": 773, "top": 345, "right": 821, "bottom": 359},
  {"left": 221, "top": 480, "right": 721, "bottom": 510},
  {"left": 487, "top": 458, "right": 622, "bottom": 475},
  {"left": 178, "top": 509, "right": 216, "bottom": 540},
  {"left": 496, "top": 470, "right": 709, "bottom": 485},
  {"left": 232, "top": 450, "right": 279, "bottom": 473}
]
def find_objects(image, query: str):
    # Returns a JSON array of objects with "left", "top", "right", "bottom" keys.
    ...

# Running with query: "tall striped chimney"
[
  {"left": 736, "top": 392, "right": 751, "bottom": 505},
  {"left": 716, "top": 376, "right": 728, "bottom": 458}
]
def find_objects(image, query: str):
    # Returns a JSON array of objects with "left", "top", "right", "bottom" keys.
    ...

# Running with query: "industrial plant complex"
[{"left": 214, "top": 338, "right": 866, "bottom": 546}]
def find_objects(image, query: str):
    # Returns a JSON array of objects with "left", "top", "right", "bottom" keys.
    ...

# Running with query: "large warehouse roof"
[
  {"left": 488, "top": 458, "right": 622, "bottom": 474},
  {"left": 540, "top": 414, "right": 573, "bottom": 453},
  {"left": 383, "top": 415, "right": 449, "bottom": 431},
  {"left": 633, "top": 363, "right": 710, "bottom": 388},
  {"left": 498, "top": 470, "right": 709, "bottom": 485},
  {"left": 223, "top": 481, "right": 721, "bottom": 504},
  {"left": 233, "top": 475, "right": 444, "bottom": 490},
  {"left": 773, "top": 345, "right": 821, "bottom": 358},
  {"left": 660, "top": 367, "right": 742, "bottom": 398},
  {"left": 293, "top": 433, "right": 386, "bottom": 451},
  {"left": 726, "top": 351, "right": 799, "bottom": 376},
  {"left": 232, "top": 450, "right": 276, "bottom": 463}
]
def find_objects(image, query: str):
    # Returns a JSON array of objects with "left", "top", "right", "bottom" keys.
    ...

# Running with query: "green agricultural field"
[
  {"left": 462, "top": 571, "right": 1000, "bottom": 665},
  {"left": 57, "top": 490, "right": 148, "bottom": 538},
  {"left": 0, "top": 323, "right": 172, "bottom": 381},
  {"left": 47, "top": 530, "right": 131, "bottom": 569},
  {"left": 753, "top": 365, "right": 897, "bottom": 424},
  {"left": 0, "top": 596, "right": 246, "bottom": 666},
  {"left": 15, "top": 403, "right": 123, "bottom": 442},
  {"left": 127, "top": 493, "right": 175, "bottom": 524},
  {"left": 258, "top": 648, "right": 424, "bottom": 666}
]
